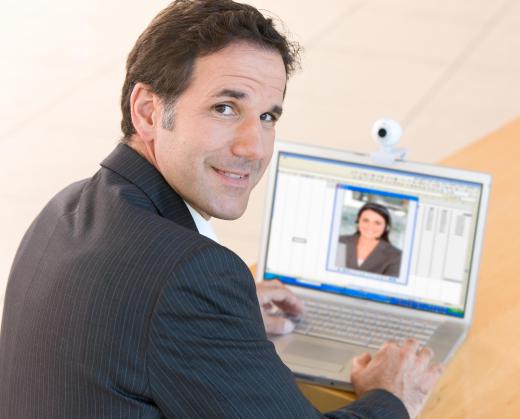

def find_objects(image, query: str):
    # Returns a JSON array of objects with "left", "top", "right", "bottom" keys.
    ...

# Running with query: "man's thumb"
[
  {"left": 264, "top": 316, "right": 294, "bottom": 335},
  {"left": 351, "top": 352, "right": 372, "bottom": 373}
]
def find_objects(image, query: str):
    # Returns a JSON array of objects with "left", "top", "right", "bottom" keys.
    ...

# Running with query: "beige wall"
[{"left": 1, "top": 0, "right": 519, "bottom": 317}]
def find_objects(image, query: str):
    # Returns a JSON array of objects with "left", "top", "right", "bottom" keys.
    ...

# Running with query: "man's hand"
[
  {"left": 256, "top": 280, "right": 304, "bottom": 335},
  {"left": 351, "top": 339, "right": 444, "bottom": 419}
]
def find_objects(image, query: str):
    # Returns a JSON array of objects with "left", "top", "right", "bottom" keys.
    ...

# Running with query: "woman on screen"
[{"left": 336, "top": 202, "right": 402, "bottom": 277}]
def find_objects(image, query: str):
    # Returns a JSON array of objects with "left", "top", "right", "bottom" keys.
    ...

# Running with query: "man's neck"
[{"left": 127, "top": 138, "right": 157, "bottom": 166}]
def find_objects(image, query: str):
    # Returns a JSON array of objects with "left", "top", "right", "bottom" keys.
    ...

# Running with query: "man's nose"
[{"left": 231, "top": 116, "right": 264, "bottom": 160}]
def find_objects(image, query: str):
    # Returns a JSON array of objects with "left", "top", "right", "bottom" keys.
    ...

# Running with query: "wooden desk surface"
[
  {"left": 418, "top": 116, "right": 520, "bottom": 418},
  {"left": 263, "top": 117, "right": 520, "bottom": 418}
]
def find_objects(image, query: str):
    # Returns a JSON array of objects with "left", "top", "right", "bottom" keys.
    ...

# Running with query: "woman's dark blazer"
[{"left": 337, "top": 234, "right": 402, "bottom": 277}]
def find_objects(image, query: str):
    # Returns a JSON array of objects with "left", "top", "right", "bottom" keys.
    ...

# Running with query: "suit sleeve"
[
  {"left": 146, "top": 244, "right": 409, "bottom": 419},
  {"left": 382, "top": 247, "right": 402, "bottom": 277}
]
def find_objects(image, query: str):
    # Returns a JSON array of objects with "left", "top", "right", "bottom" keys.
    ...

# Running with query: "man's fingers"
[
  {"left": 402, "top": 338, "right": 421, "bottom": 353},
  {"left": 373, "top": 339, "right": 399, "bottom": 360},
  {"left": 416, "top": 345, "right": 434, "bottom": 369},
  {"left": 257, "top": 281, "right": 304, "bottom": 334},
  {"left": 263, "top": 314, "right": 295, "bottom": 335},
  {"left": 426, "top": 362, "right": 444, "bottom": 383},
  {"left": 381, "top": 339, "right": 399, "bottom": 349},
  {"left": 414, "top": 362, "right": 444, "bottom": 396},
  {"left": 259, "top": 279, "right": 284, "bottom": 288},
  {"left": 257, "top": 283, "right": 304, "bottom": 315}
]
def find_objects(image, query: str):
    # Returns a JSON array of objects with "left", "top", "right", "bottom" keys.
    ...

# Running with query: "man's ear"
[{"left": 129, "top": 82, "right": 162, "bottom": 143}]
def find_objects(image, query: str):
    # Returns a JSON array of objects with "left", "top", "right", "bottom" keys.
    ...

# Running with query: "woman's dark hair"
[
  {"left": 120, "top": 0, "right": 301, "bottom": 141},
  {"left": 355, "top": 202, "right": 392, "bottom": 242}
]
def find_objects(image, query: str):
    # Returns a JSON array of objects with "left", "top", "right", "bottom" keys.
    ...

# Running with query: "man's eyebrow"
[
  {"left": 213, "top": 89, "right": 247, "bottom": 100},
  {"left": 270, "top": 105, "right": 283, "bottom": 117}
]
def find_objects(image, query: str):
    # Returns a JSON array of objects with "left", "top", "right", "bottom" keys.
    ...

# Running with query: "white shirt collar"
[{"left": 184, "top": 201, "right": 219, "bottom": 243}]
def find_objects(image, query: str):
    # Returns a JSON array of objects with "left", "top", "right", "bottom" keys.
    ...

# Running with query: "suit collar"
[{"left": 100, "top": 143, "right": 197, "bottom": 232}]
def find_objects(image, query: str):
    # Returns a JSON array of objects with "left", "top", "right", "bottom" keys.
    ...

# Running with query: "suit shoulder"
[
  {"left": 339, "top": 233, "right": 357, "bottom": 245},
  {"left": 39, "top": 178, "right": 90, "bottom": 218}
]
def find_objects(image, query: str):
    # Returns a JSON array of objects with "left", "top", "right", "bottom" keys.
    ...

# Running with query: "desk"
[{"left": 262, "top": 117, "right": 520, "bottom": 418}]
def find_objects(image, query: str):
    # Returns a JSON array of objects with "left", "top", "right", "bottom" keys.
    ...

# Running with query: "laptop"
[{"left": 257, "top": 140, "right": 491, "bottom": 390}]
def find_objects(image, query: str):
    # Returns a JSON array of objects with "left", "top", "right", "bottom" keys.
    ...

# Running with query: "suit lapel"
[
  {"left": 346, "top": 236, "right": 359, "bottom": 268},
  {"left": 100, "top": 143, "right": 197, "bottom": 232},
  {"left": 361, "top": 240, "right": 388, "bottom": 271}
]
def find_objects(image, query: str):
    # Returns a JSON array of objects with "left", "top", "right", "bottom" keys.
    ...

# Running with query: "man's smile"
[{"left": 212, "top": 166, "right": 251, "bottom": 186}]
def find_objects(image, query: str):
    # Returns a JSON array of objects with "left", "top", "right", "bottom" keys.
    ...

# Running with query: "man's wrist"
[{"left": 361, "top": 389, "right": 410, "bottom": 419}]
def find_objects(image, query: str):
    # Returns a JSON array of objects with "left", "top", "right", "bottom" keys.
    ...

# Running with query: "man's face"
[{"left": 153, "top": 42, "right": 287, "bottom": 220}]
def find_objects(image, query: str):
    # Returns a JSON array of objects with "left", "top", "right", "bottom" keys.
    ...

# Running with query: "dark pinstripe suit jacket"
[{"left": 0, "top": 144, "right": 408, "bottom": 418}]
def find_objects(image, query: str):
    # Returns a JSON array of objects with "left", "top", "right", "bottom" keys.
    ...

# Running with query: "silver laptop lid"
[{"left": 258, "top": 141, "right": 491, "bottom": 324}]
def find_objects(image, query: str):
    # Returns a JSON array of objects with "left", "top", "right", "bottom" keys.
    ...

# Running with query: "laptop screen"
[{"left": 263, "top": 151, "right": 484, "bottom": 318}]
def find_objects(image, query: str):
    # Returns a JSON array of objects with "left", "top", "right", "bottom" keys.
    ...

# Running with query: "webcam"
[
  {"left": 372, "top": 118, "right": 402, "bottom": 149},
  {"left": 370, "top": 118, "right": 407, "bottom": 165}
]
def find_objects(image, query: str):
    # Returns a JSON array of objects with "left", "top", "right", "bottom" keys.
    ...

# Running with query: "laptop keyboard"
[{"left": 292, "top": 298, "right": 439, "bottom": 349}]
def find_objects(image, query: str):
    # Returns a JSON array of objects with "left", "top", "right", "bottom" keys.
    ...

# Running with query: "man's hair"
[{"left": 120, "top": 0, "right": 301, "bottom": 141}]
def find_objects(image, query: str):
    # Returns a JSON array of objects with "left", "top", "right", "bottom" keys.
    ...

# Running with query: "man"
[{"left": 0, "top": 1, "right": 442, "bottom": 418}]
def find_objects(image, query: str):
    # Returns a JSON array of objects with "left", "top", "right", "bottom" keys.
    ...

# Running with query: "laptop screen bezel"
[{"left": 257, "top": 140, "right": 491, "bottom": 325}]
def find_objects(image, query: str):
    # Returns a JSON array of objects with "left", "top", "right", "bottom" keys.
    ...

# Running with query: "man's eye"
[
  {"left": 260, "top": 113, "right": 277, "bottom": 123},
  {"left": 214, "top": 104, "right": 234, "bottom": 115}
]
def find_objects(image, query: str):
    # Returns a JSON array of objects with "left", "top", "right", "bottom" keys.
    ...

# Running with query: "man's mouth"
[
  {"left": 213, "top": 167, "right": 250, "bottom": 184},
  {"left": 215, "top": 169, "right": 248, "bottom": 179}
]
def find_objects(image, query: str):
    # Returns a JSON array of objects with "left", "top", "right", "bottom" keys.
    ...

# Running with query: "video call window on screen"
[
  {"left": 264, "top": 151, "right": 483, "bottom": 316},
  {"left": 326, "top": 185, "right": 418, "bottom": 285}
]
